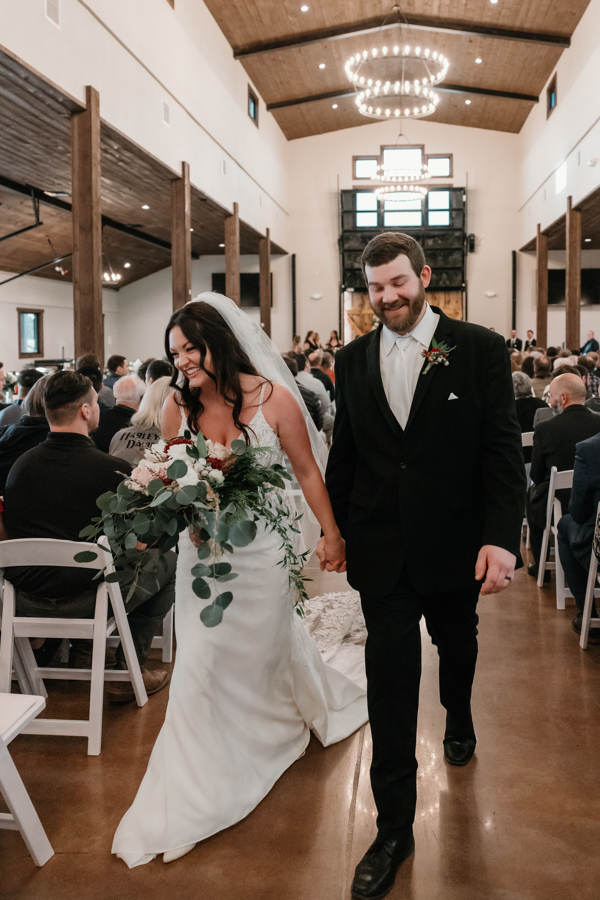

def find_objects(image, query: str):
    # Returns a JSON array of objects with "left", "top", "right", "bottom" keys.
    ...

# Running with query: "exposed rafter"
[
  {"left": 266, "top": 83, "right": 539, "bottom": 112},
  {"left": 235, "top": 16, "right": 570, "bottom": 59}
]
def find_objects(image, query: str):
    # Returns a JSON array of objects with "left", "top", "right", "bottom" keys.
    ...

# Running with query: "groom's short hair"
[{"left": 362, "top": 232, "right": 426, "bottom": 279}]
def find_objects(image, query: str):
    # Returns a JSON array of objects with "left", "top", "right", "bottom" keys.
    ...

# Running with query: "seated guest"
[
  {"left": 531, "top": 356, "right": 552, "bottom": 398},
  {"left": 309, "top": 351, "right": 335, "bottom": 402},
  {"left": 526, "top": 374, "right": 600, "bottom": 577},
  {"left": 317, "top": 349, "right": 336, "bottom": 385},
  {"left": 282, "top": 356, "right": 323, "bottom": 431},
  {"left": 93, "top": 374, "right": 145, "bottom": 453},
  {"left": 293, "top": 353, "right": 333, "bottom": 443},
  {"left": 109, "top": 376, "right": 173, "bottom": 463},
  {"left": 326, "top": 330, "right": 343, "bottom": 353},
  {"left": 512, "top": 372, "right": 546, "bottom": 464},
  {"left": 0, "top": 361, "right": 9, "bottom": 410},
  {"left": 103, "top": 354, "right": 129, "bottom": 391},
  {"left": 546, "top": 346, "right": 559, "bottom": 361},
  {"left": 145, "top": 359, "right": 174, "bottom": 385},
  {"left": 0, "top": 374, "right": 50, "bottom": 491},
  {"left": 534, "top": 365, "right": 584, "bottom": 426},
  {"left": 579, "top": 355, "right": 600, "bottom": 399},
  {"left": 510, "top": 351, "right": 523, "bottom": 372},
  {"left": 524, "top": 330, "right": 536, "bottom": 351},
  {"left": 0, "top": 368, "right": 44, "bottom": 426},
  {"left": 557, "top": 433, "right": 600, "bottom": 643},
  {"left": 581, "top": 330, "right": 599, "bottom": 354},
  {"left": 290, "top": 335, "right": 302, "bottom": 354},
  {"left": 76, "top": 353, "right": 115, "bottom": 408},
  {"left": 76, "top": 365, "right": 111, "bottom": 409},
  {"left": 136, "top": 357, "right": 156, "bottom": 383},
  {"left": 303, "top": 331, "right": 320, "bottom": 354},
  {"left": 1, "top": 370, "right": 173, "bottom": 699},
  {"left": 521, "top": 355, "right": 535, "bottom": 379}
]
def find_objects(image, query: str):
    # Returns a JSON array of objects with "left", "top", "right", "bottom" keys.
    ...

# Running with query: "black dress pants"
[{"left": 360, "top": 566, "right": 480, "bottom": 839}]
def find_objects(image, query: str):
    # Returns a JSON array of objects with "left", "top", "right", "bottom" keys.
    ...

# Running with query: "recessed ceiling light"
[
  {"left": 319, "top": 63, "right": 326, "bottom": 69},
  {"left": 190, "top": 227, "right": 194, "bottom": 232},
  {"left": 332, "top": 103, "right": 338, "bottom": 108},
  {"left": 219, "top": 243, "right": 225, "bottom": 248},
  {"left": 490, "top": 0, "right": 498, "bottom": 4},
  {"left": 465, "top": 99, "right": 471, "bottom": 105},
  {"left": 142, "top": 204, "right": 150, "bottom": 209},
  {"left": 475, "top": 58, "right": 482, "bottom": 64},
  {"left": 300, "top": 4, "right": 309, "bottom": 10},
  {"left": 585, "top": 238, "right": 592, "bottom": 242},
  {"left": 124, "top": 262, "right": 131, "bottom": 268}
]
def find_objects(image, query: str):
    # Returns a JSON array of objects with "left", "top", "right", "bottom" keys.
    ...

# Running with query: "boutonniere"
[{"left": 421, "top": 338, "right": 456, "bottom": 375}]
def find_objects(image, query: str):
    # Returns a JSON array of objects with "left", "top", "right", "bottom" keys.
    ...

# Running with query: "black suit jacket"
[
  {"left": 524, "top": 339, "right": 537, "bottom": 350},
  {"left": 506, "top": 338, "right": 523, "bottom": 351},
  {"left": 529, "top": 404, "right": 600, "bottom": 521},
  {"left": 326, "top": 308, "right": 526, "bottom": 596},
  {"left": 93, "top": 404, "right": 134, "bottom": 453}
]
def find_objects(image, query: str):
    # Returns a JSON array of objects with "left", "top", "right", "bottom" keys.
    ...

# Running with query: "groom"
[{"left": 322, "top": 232, "right": 525, "bottom": 900}]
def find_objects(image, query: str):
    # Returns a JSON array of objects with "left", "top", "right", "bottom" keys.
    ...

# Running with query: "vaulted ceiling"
[{"left": 204, "top": 0, "right": 592, "bottom": 138}]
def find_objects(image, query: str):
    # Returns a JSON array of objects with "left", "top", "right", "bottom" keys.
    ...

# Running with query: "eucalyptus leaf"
[
  {"left": 196, "top": 432, "right": 207, "bottom": 458},
  {"left": 215, "top": 591, "right": 233, "bottom": 609},
  {"left": 212, "top": 562, "right": 232, "bottom": 576},
  {"left": 105, "top": 570, "right": 128, "bottom": 583},
  {"left": 97, "top": 491, "right": 115, "bottom": 511},
  {"left": 200, "top": 603, "right": 223, "bottom": 627},
  {"left": 214, "top": 519, "right": 230, "bottom": 543},
  {"left": 150, "top": 491, "right": 172, "bottom": 507},
  {"left": 215, "top": 572, "right": 238, "bottom": 582},
  {"left": 196, "top": 542, "right": 212, "bottom": 560},
  {"left": 78, "top": 524, "right": 97, "bottom": 538},
  {"left": 74, "top": 550, "right": 98, "bottom": 563},
  {"left": 148, "top": 479, "right": 164, "bottom": 497},
  {"left": 191, "top": 563, "right": 212, "bottom": 578},
  {"left": 229, "top": 519, "right": 257, "bottom": 547},
  {"left": 192, "top": 577, "right": 211, "bottom": 600},
  {"left": 231, "top": 439, "right": 246, "bottom": 456},
  {"left": 124, "top": 532, "right": 139, "bottom": 550},
  {"left": 176, "top": 485, "right": 198, "bottom": 505},
  {"left": 166, "top": 518, "right": 179, "bottom": 536},
  {"left": 186, "top": 444, "right": 200, "bottom": 460},
  {"left": 167, "top": 459, "right": 188, "bottom": 480}
]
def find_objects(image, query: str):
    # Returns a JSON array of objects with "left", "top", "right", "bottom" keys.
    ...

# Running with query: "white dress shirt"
[{"left": 379, "top": 303, "right": 440, "bottom": 429}]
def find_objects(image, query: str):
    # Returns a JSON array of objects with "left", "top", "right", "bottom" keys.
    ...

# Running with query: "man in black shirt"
[
  {"left": 308, "top": 351, "right": 335, "bottom": 403},
  {"left": 2, "top": 370, "right": 174, "bottom": 702},
  {"left": 93, "top": 374, "right": 146, "bottom": 453}
]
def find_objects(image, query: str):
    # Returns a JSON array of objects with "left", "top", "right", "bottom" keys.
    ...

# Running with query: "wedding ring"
[{"left": 504, "top": 576, "right": 512, "bottom": 581}]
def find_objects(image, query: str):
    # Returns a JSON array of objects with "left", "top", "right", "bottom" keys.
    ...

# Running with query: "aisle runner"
[{"left": 303, "top": 590, "right": 367, "bottom": 689}]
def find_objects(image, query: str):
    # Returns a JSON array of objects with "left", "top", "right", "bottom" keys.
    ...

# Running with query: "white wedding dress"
[{"left": 112, "top": 394, "right": 368, "bottom": 867}]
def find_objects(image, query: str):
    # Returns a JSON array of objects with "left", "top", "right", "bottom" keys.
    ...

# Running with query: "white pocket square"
[{"left": 448, "top": 392, "right": 458, "bottom": 400}]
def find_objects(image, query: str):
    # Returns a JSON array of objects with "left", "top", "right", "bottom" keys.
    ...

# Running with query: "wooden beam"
[
  {"left": 566, "top": 196, "right": 582, "bottom": 352},
  {"left": 225, "top": 201, "right": 241, "bottom": 307},
  {"left": 171, "top": 161, "right": 191, "bottom": 311},
  {"left": 71, "top": 85, "right": 103, "bottom": 364},
  {"left": 235, "top": 16, "right": 570, "bottom": 59},
  {"left": 536, "top": 224, "right": 548, "bottom": 350},
  {"left": 259, "top": 228, "right": 271, "bottom": 338},
  {"left": 266, "top": 82, "right": 538, "bottom": 111}
]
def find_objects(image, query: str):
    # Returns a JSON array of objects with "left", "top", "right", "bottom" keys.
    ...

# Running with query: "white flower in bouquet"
[
  {"left": 167, "top": 442, "right": 193, "bottom": 462},
  {"left": 205, "top": 439, "right": 229, "bottom": 461},
  {"left": 207, "top": 469, "right": 225, "bottom": 485},
  {"left": 174, "top": 465, "right": 200, "bottom": 489}
]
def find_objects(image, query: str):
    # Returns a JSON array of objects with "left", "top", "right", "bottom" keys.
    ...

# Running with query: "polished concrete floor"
[{"left": 2, "top": 543, "right": 600, "bottom": 900}]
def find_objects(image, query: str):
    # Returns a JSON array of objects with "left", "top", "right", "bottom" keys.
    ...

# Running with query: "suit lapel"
[
  {"left": 366, "top": 327, "right": 404, "bottom": 442},
  {"left": 404, "top": 308, "right": 455, "bottom": 434}
]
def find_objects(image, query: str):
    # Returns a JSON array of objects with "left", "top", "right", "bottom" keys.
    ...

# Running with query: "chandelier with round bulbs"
[
  {"left": 374, "top": 184, "right": 428, "bottom": 201},
  {"left": 344, "top": 6, "right": 449, "bottom": 121},
  {"left": 372, "top": 160, "right": 430, "bottom": 183}
]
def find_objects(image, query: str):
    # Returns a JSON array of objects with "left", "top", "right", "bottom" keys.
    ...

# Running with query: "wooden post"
[
  {"left": 71, "top": 86, "right": 103, "bottom": 363},
  {"left": 171, "top": 161, "right": 191, "bottom": 310},
  {"left": 259, "top": 228, "right": 271, "bottom": 338},
  {"left": 566, "top": 196, "right": 582, "bottom": 352},
  {"left": 224, "top": 202, "right": 241, "bottom": 306},
  {"left": 536, "top": 224, "right": 548, "bottom": 350}
]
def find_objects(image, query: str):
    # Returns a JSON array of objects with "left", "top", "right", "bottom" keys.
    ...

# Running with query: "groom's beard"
[{"left": 372, "top": 280, "right": 426, "bottom": 335}]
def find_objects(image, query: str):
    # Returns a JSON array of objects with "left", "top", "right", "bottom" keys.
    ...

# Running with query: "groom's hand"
[
  {"left": 475, "top": 545, "right": 516, "bottom": 595},
  {"left": 316, "top": 534, "right": 347, "bottom": 573}
]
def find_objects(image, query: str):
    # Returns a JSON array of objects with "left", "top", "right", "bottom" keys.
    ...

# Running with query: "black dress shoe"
[
  {"left": 528, "top": 563, "right": 551, "bottom": 582},
  {"left": 351, "top": 831, "right": 415, "bottom": 900},
  {"left": 444, "top": 738, "right": 477, "bottom": 766},
  {"left": 572, "top": 613, "right": 600, "bottom": 644}
]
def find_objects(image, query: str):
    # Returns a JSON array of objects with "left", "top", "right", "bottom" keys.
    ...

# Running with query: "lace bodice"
[{"left": 178, "top": 384, "right": 284, "bottom": 466}]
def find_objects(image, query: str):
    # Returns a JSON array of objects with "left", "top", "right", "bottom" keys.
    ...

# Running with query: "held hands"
[
  {"left": 316, "top": 532, "right": 347, "bottom": 573},
  {"left": 475, "top": 545, "right": 516, "bottom": 595}
]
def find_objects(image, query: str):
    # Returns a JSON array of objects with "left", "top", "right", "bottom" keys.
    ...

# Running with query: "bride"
[{"left": 112, "top": 293, "right": 368, "bottom": 868}]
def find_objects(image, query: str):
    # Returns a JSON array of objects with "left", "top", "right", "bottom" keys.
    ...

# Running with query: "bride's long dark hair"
[{"left": 165, "top": 301, "right": 268, "bottom": 442}]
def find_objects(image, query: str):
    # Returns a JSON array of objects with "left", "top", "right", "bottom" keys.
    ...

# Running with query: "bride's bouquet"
[{"left": 75, "top": 430, "right": 310, "bottom": 626}]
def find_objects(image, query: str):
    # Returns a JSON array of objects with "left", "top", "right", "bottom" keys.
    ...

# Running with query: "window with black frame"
[{"left": 18, "top": 309, "right": 44, "bottom": 358}]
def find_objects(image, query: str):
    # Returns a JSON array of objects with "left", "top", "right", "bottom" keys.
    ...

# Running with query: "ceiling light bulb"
[
  {"left": 124, "top": 262, "right": 131, "bottom": 268},
  {"left": 332, "top": 103, "right": 338, "bottom": 108},
  {"left": 319, "top": 63, "right": 325, "bottom": 69},
  {"left": 190, "top": 227, "right": 194, "bottom": 231},
  {"left": 475, "top": 57, "right": 482, "bottom": 63},
  {"left": 219, "top": 243, "right": 225, "bottom": 248},
  {"left": 585, "top": 238, "right": 592, "bottom": 242},
  {"left": 300, "top": 4, "right": 309, "bottom": 10},
  {"left": 465, "top": 99, "right": 472, "bottom": 104},
  {"left": 142, "top": 204, "right": 150, "bottom": 209},
  {"left": 490, "top": 0, "right": 498, "bottom": 4}
]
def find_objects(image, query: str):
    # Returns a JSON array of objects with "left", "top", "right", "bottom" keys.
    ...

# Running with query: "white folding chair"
[
  {"left": 0, "top": 692, "right": 54, "bottom": 866},
  {"left": 521, "top": 432, "right": 534, "bottom": 548},
  {"left": 0, "top": 539, "right": 148, "bottom": 756},
  {"left": 580, "top": 501, "right": 600, "bottom": 650},
  {"left": 537, "top": 467, "right": 574, "bottom": 588}
]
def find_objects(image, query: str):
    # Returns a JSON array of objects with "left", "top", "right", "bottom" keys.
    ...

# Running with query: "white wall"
[
  {"left": 0, "top": 272, "right": 116, "bottom": 372},
  {"left": 516, "top": 0, "right": 600, "bottom": 344},
  {"left": 286, "top": 117, "right": 520, "bottom": 339},
  {"left": 0, "top": 0, "right": 288, "bottom": 247},
  {"left": 115, "top": 255, "right": 293, "bottom": 363}
]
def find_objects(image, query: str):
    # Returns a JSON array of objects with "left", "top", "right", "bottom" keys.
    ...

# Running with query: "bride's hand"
[
  {"left": 316, "top": 532, "right": 347, "bottom": 573},
  {"left": 189, "top": 528, "right": 203, "bottom": 548}
]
